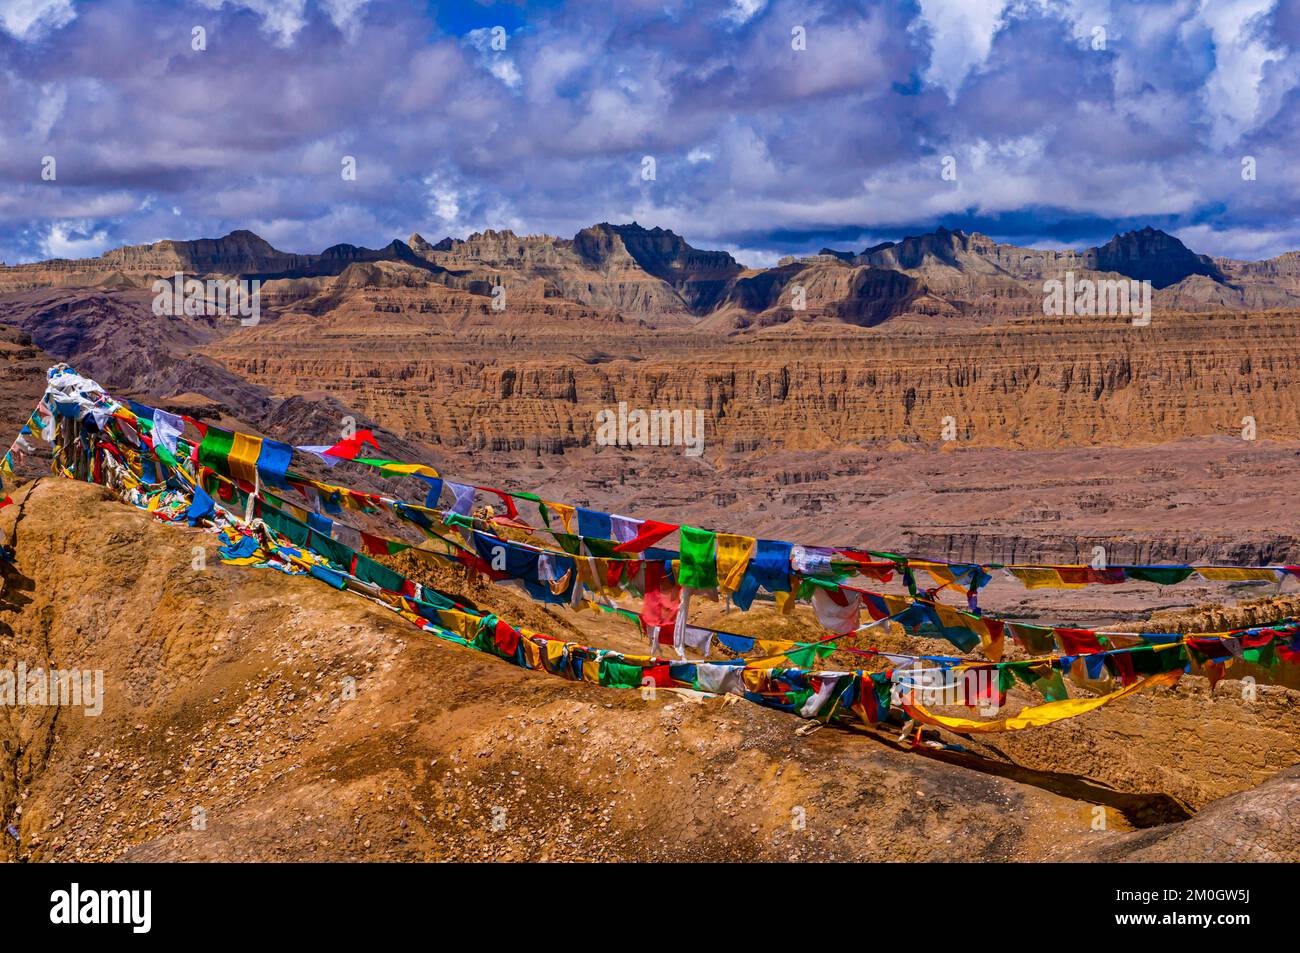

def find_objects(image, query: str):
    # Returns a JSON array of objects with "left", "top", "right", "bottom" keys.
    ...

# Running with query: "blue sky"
[{"left": 1, "top": 0, "right": 1299, "bottom": 267}]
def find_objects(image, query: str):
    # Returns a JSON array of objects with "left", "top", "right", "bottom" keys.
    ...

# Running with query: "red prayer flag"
[
  {"left": 640, "top": 561, "right": 681, "bottom": 630},
  {"left": 1054, "top": 627, "right": 1103, "bottom": 654},
  {"left": 642, "top": 663, "right": 674, "bottom": 686},
  {"left": 613, "top": 520, "right": 679, "bottom": 553},
  {"left": 1057, "top": 567, "right": 1126, "bottom": 585},
  {"left": 493, "top": 619, "right": 522, "bottom": 656},
  {"left": 361, "top": 531, "right": 390, "bottom": 556},
  {"left": 480, "top": 487, "right": 518, "bottom": 520},
  {"left": 323, "top": 429, "right": 380, "bottom": 460}
]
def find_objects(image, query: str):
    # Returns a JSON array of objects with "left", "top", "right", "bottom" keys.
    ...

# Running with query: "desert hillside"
[{"left": 1, "top": 478, "right": 1297, "bottom": 862}]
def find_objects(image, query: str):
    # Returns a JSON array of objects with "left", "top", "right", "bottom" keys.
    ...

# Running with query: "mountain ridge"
[{"left": 6, "top": 222, "right": 1300, "bottom": 325}]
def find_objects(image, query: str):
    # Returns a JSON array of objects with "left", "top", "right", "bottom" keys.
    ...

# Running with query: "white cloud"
[
  {"left": 1194, "top": 0, "right": 1294, "bottom": 146},
  {"left": 914, "top": 0, "right": 1009, "bottom": 99},
  {"left": 1173, "top": 222, "right": 1300, "bottom": 260},
  {"left": 195, "top": 0, "right": 371, "bottom": 44},
  {"left": 320, "top": 0, "right": 370, "bottom": 37},
  {"left": 724, "top": 0, "right": 766, "bottom": 26},
  {"left": 30, "top": 82, "right": 66, "bottom": 141},
  {"left": 197, "top": 0, "right": 308, "bottom": 46},
  {"left": 718, "top": 244, "right": 779, "bottom": 269},
  {"left": 423, "top": 173, "right": 462, "bottom": 228},
  {"left": 40, "top": 220, "right": 110, "bottom": 259},
  {"left": 464, "top": 26, "right": 522, "bottom": 89},
  {"left": 0, "top": 0, "right": 76, "bottom": 41}
]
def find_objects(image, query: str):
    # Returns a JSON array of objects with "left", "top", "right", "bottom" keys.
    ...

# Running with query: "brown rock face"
[
  {"left": 201, "top": 305, "right": 1300, "bottom": 454},
  {"left": 1065, "top": 766, "right": 1300, "bottom": 861},
  {"left": 573, "top": 222, "right": 742, "bottom": 313}
]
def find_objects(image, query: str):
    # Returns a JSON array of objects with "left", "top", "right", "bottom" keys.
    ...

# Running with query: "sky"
[{"left": 2, "top": 0, "right": 1300, "bottom": 267}]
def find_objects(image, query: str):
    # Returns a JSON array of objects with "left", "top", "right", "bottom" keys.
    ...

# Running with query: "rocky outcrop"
[
  {"left": 1064, "top": 765, "right": 1300, "bottom": 861},
  {"left": 574, "top": 222, "right": 742, "bottom": 313},
  {"left": 97, "top": 229, "right": 296, "bottom": 275},
  {"left": 1088, "top": 226, "right": 1225, "bottom": 288}
]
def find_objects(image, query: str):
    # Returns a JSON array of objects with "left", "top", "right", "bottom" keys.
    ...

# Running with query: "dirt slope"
[{"left": 1, "top": 479, "right": 1296, "bottom": 862}]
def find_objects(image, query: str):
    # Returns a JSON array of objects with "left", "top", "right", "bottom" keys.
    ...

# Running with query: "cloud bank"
[{"left": 2, "top": 0, "right": 1299, "bottom": 265}]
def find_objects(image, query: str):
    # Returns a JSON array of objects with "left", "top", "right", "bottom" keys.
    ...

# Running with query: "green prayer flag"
[
  {"left": 1131, "top": 644, "right": 1189, "bottom": 675},
  {"left": 1036, "top": 669, "right": 1069, "bottom": 702},
  {"left": 197, "top": 426, "right": 234, "bottom": 474},
  {"left": 678, "top": 525, "right": 718, "bottom": 589},
  {"left": 1240, "top": 643, "right": 1276, "bottom": 668},
  {"left": 582, "top": 537, "right": 629, "bottom": 560},
  {"left": 553, "top": 532, "right": 582, "bottom": 556},
  {"left": 599, "top": 659, "right": 645, "bottom": 689}
]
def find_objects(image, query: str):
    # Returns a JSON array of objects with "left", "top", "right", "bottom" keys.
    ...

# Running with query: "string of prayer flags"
[
  {"left": 31, "top": 364, "right": 1300, "bottom": 739},
  {"left": 197, "top": 425, "right": 293, "bottom": 488},
  {"left": 902, "top": 670, "right": 1184, "bottom": 734}
]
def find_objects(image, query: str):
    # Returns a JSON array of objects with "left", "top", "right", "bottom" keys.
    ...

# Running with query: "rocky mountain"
[
  {"left": 1086, "top": 226, "right": 1225, "bottom": 288},
  {"left": 12, "top": 221, "right": 1300, "bottom": 326},
  {"left": 0, "top": 230, "right": 440, "bottom": 293},
  {"left": 404, "top": 222, "right": 742, "bottom": 320},
  {"left": 572, "top": 222, "right": 742, "bottom": 312},
  {"left": 850, "top": 225, "right": 1292, "bottom": 315},
  {"left": 857, "top": 225, "right": 1224, "bottom": 288},
  {"left": 409, "top": 227, "right": 698, "bottom": 321}
]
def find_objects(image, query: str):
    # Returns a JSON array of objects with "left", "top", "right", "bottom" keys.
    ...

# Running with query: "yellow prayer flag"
[
  {"left": 227, "top": 431, "right": 262, "bottom": 484},
  {"left": 1195, "top": 567, "right": 1281, "bottom": 582},
  {"left": 521, "top": 636, "right": 543, "bottom": 669},
  {"left": 1007, "top": 567, "right": 1086, "bottom": 589},
  {"left": 903, "top": 670, "right": 1182, "bottom": 733},
  {"left": 545, "top": 501, "right": 576, "bottom": 534},
  {"left": 716, "top": 534, "right": 756, "bottom": 597}
]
